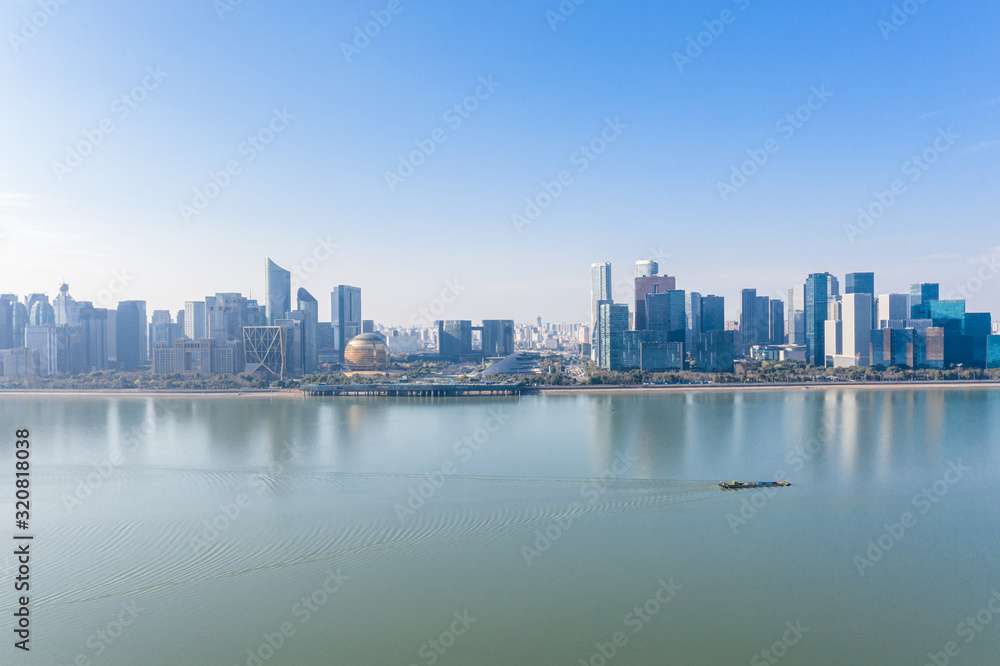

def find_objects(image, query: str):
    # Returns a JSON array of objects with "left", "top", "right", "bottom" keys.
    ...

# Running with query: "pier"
[{"left": 300, "top": 383, "right": 525, "bottom": 398}]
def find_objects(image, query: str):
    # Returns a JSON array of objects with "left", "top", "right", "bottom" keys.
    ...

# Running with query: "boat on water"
[{"left": 719, "top": 481, "right": 791, "bottom": 490}]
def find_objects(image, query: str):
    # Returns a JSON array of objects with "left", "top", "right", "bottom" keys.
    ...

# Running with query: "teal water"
[{"left": 1, "top": 388, "right": 999, "bottom": 665}]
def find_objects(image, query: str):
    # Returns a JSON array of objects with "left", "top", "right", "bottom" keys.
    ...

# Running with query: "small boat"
[{"left": 719, "top": 480, "right": 791, "bottom": 490}]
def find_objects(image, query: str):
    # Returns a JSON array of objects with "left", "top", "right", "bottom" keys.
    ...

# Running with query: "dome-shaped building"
[{"left": 343, "top": 333, "right": 390, "bottom": 370}]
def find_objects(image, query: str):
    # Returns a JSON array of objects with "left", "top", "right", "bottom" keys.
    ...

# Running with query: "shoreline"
[
  {"left": 1, "top": 380, "right": 999, "bottom": 398},
  {"left": 530, "top": 380, "right": 1000, "bottom": 395}
]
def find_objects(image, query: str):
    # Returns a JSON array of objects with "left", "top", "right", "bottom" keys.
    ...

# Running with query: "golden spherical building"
[{"left": 343, "top": 333, "right": 390, "bottom": 370}]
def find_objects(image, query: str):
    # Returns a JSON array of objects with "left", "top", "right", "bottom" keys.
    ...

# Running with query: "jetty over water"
[{"left": 301, "top": 382, "right": 525, "bottom": 397}]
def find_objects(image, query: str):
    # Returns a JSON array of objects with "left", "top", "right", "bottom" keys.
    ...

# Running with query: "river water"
[{"left": 1, "top": 388, "right": 998, "bottom": 664}]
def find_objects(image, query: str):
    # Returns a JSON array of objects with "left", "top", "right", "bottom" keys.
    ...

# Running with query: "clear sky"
[{"left": 2, "top": 0, "right": 999, "bottom": 325}]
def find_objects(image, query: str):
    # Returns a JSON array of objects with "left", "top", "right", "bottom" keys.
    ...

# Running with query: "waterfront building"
[
  {"left": 590, "top": 262, "right": 612, "bottom": 360},
  {"left": 910, "top": 283, "right": 940, "bottom": 319},
  {"left": 837, "top": 293, "right": 872, "bottom": 366},
  {"left": 244, "top": 326, "right": 291, "bottom": 378},
  {"left": 870, "top": 328, "right": 915, "bottom": 368},
  {"left": 436, "top": 320, "right": 473, "bottom": 360},
  {"left": 786, "top": 285, "right": 805, "bottom": 345},
  {"left": 344, "top": 333, "right": 390, "bottom": 370},
  {"left": 646, "top": 291, "right": 686, "bottom": 343},
  {"left": 0, "top": 348, "right": 41, "bottom": 379},
  {"left": 769, "top": 300, "right": 785, "bottom": 345},
  {"left": 116, "top": 301, "right": 147, "bottom": 369},
  {"left": 962, "top": 312, "right": 991, "bottom": 367},
  {"left": 633, "top": 263, "right": 675, "bottom": 331},
  {"left": 876, "top": 294, "right": 909, "bottom": 329},
  {"left": 264, "top": 257, "right": 292, "bottom": 325},
  {"left": 482, "top": 320, "right": 515, "bottom": 357},
  {"left": 184, "top": 301, "right": 207, "bottom": 340},
  {"left": 846, "top": 272, "right": 875, "bottom": 327},
  {"left": 805, "top": 273, "right": 829, "bottom": 366},
  {"left": 53, "top": 283, "right": 78, "bottom": 326},
  {"left": 297, "top": 289, "right": 319, "bottom": 373},
  {"left": 988, "top": 336, "right": 1000, "bottom": 368},
  {"left": 685, "top": 292, "right": 702, "bottom": 352},
  {"left": 0, "top": 299, "right": 12, "bottom": 349},
  {"left": 24, "top": 325, "right": 58, "bottom": 375},
  {"left": 332, "top": 286, "right": 362, "bottom": 360},
  {"left": 700, "top": 296, "right": 725, "bottom": 333},
  {"left": 695, "top": 330, "right": 735, "bottom": 373},
  {"left": 598, "top": 302, "right": 629, "bottom": 371}
]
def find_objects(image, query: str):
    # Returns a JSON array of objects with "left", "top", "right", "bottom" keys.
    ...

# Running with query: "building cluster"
[
  {"left": 0, "top": 258, "right": 369, "bottom": 380},
  {"left": 589, "top": 262, "right": 1000, "bottom": 373},
  {"left": 590, "top": 260, "right": 734, "bottom": 373}
]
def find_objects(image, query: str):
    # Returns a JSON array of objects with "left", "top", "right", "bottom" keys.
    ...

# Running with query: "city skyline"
[{"left": 2, "top": 3, "right": 999, "bottom": 324}]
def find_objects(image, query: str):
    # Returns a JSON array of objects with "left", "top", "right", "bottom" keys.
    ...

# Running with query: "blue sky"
[{"left": 1, "top": 0, "right": 999, "bottom": 324}]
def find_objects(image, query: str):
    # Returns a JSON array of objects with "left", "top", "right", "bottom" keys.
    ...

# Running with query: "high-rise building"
[
  {"left": 963, "top": 312, "right": 991, "bottom": 367},
  {"left": 184, "top": 301, "right": 207, "bottom": 340},
  {"left": 207, "top": 294, "right": 252, "bottom": 343},
  {"left": 684, "top": 292, "right": 702, "bottom": 352},
  {"left": 482, "top": 320, "right": 515, "bottom": 357},
  {"left": 700, "top": 295, "right": 725, "bottom": 333},
  {"left": 635, "top": 260, "right": 658, "bottom": 278},
  {"left": 876, "top": 294, "right": 909, "bottom": 329},
  {"left": 598, "top": 302, "right": 629, "bottom": 371},
  {"left": 838, "top": 293, "right": 872, "bottom": 366},
  {"left": 149, "top": 310, "right": 182, "bottom": 350},
  {"left": 264, "top": 257, "right": 292, "bottom": 325},
  {"left": 24, "top": 325, "right": 58, "bottom": 376},
  {"left": 738, "top": 289, "right": 770, "bottom": 355},
  {"left": 0, "top": 299, "right": 13, "bottom": 350},
  {"left": 786, "top": 285, "right": 805, "bottom": 345},
  {"left": 274, "top": 318, "right": 304, "bottom": 377},
  {"left": 634, "top": 265, "right": 676, "bottom": 331},
  {"left": 115, "top": 301, "right": 147, "bottom": 369},
  {"left": 910, "top": 283, "right": 940, "bottom": 319},
  {"left": 53, "top": 283, "right": 78, "bottom": 326},
  {"left": 696, "top": 330, "right": 735, "bottom": 373},
  {"left": 590, "top": 262, "right": 612, "bottom": 360},
  {"left": 331, "top": 286, "right": 362, "bottom": 360},
  {"left": 805, "top": 273, "right": 829, "bottom": 366},
  {"left": 436, "top": 320, "right": 472, "bottom": 360},
  {"left": 769, "top": 300, "right": 785, "bottom": 345},
  {"left": 297, "top": 288, "right": 319, "bottom": 373},
  {"left": 646, "top": 291, "right": 686, "bottom": 343},
  {"left": 846, "top": 272, "right": 875, "bottom": 328}
]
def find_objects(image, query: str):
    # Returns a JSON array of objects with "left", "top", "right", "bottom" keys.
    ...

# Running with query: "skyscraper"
[
  {"left": 876, "top": 294, "right": 909, "bottom": 329},
  {"left": 482, "top": 320, "right": 515, "bottom": 357},
  {"left": 598, "top": 302, "right": 629, "bottom": 371},
  {"left": 805, "top": 273, "right": 829, "bottom": 366},
  {"left": 185, "top": 301, "right": 207, "bottom": 340},
  {"left": 264, "top": 257, "right": 291, "bottom": 325},
  {"left": 646, "top": 291, "right": 686, "bottom": 343},
  {"left": 297, "top": 288, "right": 319, "bottom": 373},
  {"left": 769, "top": 300, "right": 785, "bottom": 345},
  {"left": 786, "top": 285, "right": 805, "bottom": 345},
  {"left": 739, "top": 289, "right": 770, "bottom": 355},
  {"left": 590, "top": 263, "right": 612, "bottom": 361},
  {"left": 332, "top": 286, "right": 362, "bottom": 359},
  {"left": 840, "top": 293, "right": 872, "bottom": 366},
  {"left": 115, "top": 301, "right": 147, "bottom": 369},
  {"left": 634, "top": 263, "right": 676, "bottom": 331},
  {"left": 846, "top": 272, "right": 875, "bottom": 328},
  {"left": 685, "top": 292, "right": 702, "bottom": 352},
  {"left": 700, "top": 295, "right": 725, "bottom": 333},
  {"left": 0, "top": 299, "right": 12, "bottom": 349},
  {"left": 910, "top": 283, "right": 940, "bottom": 319}
]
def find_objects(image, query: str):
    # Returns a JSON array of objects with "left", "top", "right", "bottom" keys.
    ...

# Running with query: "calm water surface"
[{"left": 1, "top": 388, "right": 999, "bottom": 665}]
